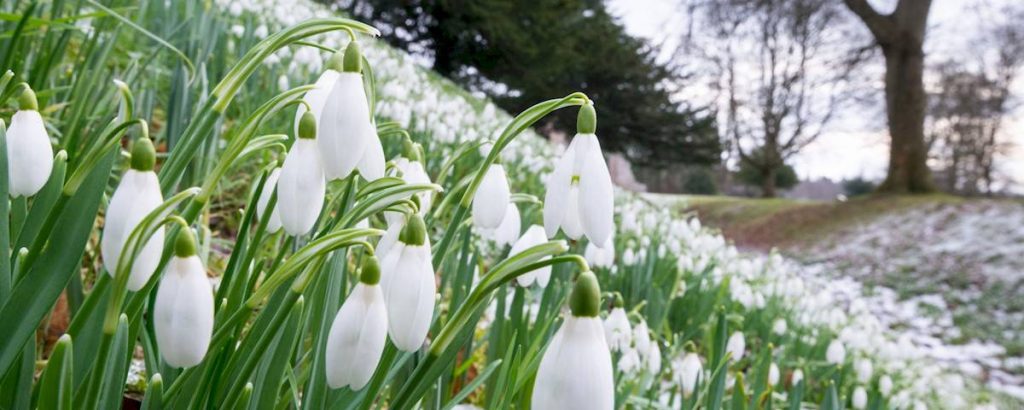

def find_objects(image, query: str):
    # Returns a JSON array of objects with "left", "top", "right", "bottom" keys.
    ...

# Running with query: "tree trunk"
[
  {"left": 878, "top": 44, "right": 935, "bottom": 193},
  {"left": 761, "top": 167, "right": 777, "bottom": 198}
]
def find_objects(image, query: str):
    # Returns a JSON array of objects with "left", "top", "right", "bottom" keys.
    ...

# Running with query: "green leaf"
[
  {"left": 37, "top": 335, "right": 74, "bottom": 410},
  {"left": 140, "top": 374, "right": 164, "bottom": 410},
  {"left": 97, "top": 314, "right": 131, "bottom": 410}
]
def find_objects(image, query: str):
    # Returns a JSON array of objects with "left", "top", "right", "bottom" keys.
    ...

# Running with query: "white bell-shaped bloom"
[
  {"left": 386, "top": 150, "right": 433, "bottom": 224},
  {"left": 543, "top": 104, "right": 613, "bottom": 245},
  {"left": 852, "top": 386, "right": 867, "bottom": 409},
  {"left": 325, "top": 256, "right": 387, "bottom": 390},
  {"left": 584, "top": 237, "right": 615, "bottom": 268},
  {"left": 380, "top": 215, "right": 435, "bottom": 352},
  {"left": 617, "top": 347, "right": 641, "bottom": 374},
  {"left": 879, "top": 375, "right": 892, "bottom": 395},
  {"left": 768, "top": 362, "right": 780, "bottom": 386},
  {"left": 471, "top": 164, "right": 510, "bottom": 229},
  {"left": 602, "top": 307, "right": 631, "bottom": 352},
  {"left": 278, "top": 115, "right": 326, "bottom": 236},
  {"left": 792, "top": 369, "right": 804, "bottom": 386},
  {"left": 633, "top": 320, "right": 652, "bottom": 357},
  {"left": 726, "top": 331, "right": 745, "bottom": 361},
  {"left": 855, "top": 358, "right": 873, "bottom": 383},
  {"left": 488, "top": 202, "right": 521, "bottom": 247},
  {"left": 255, "top": 168, "right": 283, "bottom": 233},
  {"left": 355, "top": 128, "right": 385, "bottom": 182},
  {"left": 101, "top": 139, "right": 164, "bottom": 291},
  {"left": 6, "top": 94, "right": 53, "bottom": 197},
  {"left": 319, "top": 71, "right": 373, "bottom": 180},
  {"left": 293, "top": 69, "right": 339, "bottom": 137},
  {"left": 645, "top": 341, "right": 661, "bottom": 374},
  {"left": 826, "top": 339, "right": 846, "bottom": 365},
  {"left": 511, "top": 225, "right": 551, "bottom": 287},
  {"left": 772, "top": 318, "right": 787, "bottom": 335},
  {"left": 154, "top": 231, "right": 213, "bottom": 368},
  {"left": 678, "top": 353, "right": 703, "bottom": 397},
  {"left": 532, "top": 271, "right": 613, "bottom": 410}
]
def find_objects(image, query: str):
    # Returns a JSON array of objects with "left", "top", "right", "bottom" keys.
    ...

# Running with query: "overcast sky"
[{"left": 608, "top": 0, "right": 1024, "bottom": 189}]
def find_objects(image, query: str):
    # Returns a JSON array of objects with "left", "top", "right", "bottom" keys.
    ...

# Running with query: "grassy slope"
[{"left": 656, "top": 193, "right": 965, "bottom": 249}]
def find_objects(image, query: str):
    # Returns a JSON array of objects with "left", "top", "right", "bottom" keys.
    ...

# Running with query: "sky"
[{"left": 608, "top": 0, "right": 1024, "bottom": 188}]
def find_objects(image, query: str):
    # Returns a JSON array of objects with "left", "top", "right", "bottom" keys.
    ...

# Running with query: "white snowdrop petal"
[
  {"left": 561, "top": 185, "right": 584, "bottom": 240},
  {"left": 278, "top": 139, "right": 326, "bottom": 236},
  {"left": 492, "top": 202, "right": 521, "bottom": 247},
  {"left": 577, "top": 134, "right": 614, "bottom": 245},
  {"left": 6, "top": 110, "right": 53, "bottom": 197},
  {"left": 384, "top": 245, "right": 435, "bottom": 352},
  {"left": 319, "top": 73, "right": 373, "bottom": 180},
  {"left": 543, "top": 139, "right": 577, "bottom": 238},
  {"left": 154, "top": 256, "right": 214, "bottom": 368},
  {"left": 101, "top": 170, "right": 165, "bottom": 291},
  {"left": 325, "top": 283, "right": 387, "bottom": 390},
  {"left": 356, "top": 129, "right": 385, "bottom": 182},
  {"left": 471, "top": 164, "right": 510, "bottom": 229},
  {"left": 510, "top": 225, "right": 551, "bottom": 287},
  {"left": 255, "top": 168, "right": 283, "bottom": 233},
  {"left": 532, "top": 316, "right": 613, "bottom": 410},
  {"left": 294, "top": 70, "right": 339, "bottom": 137}
]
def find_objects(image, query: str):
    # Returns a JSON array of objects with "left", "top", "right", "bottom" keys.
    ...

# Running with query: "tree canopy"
[{"left": 331, "top": 0, "right": 720, "bottom": 167}]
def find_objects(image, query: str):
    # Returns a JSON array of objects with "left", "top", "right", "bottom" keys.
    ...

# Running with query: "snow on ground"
[{"left": 794, "top": 200, "right": 1024, "bottom": 400}]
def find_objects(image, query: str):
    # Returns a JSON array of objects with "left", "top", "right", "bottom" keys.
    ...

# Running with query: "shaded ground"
[{"left": 651, "top": 193, "right": 1024, "bottom": 399}]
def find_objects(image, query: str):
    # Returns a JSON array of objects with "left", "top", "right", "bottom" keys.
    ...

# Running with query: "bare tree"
[
  {"left": 687, "top": 0, "right": 862, "bottom": 197},
  {"left": 927, "top": 6, "right": 1024, "bottom": 195},
  {"left": 842, "top": 0, "right": 936, "bottom": 193}
]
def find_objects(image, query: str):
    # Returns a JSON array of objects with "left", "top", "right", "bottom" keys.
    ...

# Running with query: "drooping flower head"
[
  {"left": 278, "top": 111, "right": 326, "bottom": 236},
  {"left": 326, "top": 254, "right": 388, "bottom": 390},
  {"left": 678, "top": 352, "right": 703, "bottom": 397},
  {"left": 6, "top": 85, "right": 53, "bottom": 197},
  {"left": 726, "top": 331, "right": 745, "bottom": 362},
  {"left": 101, "top": 137, "right": 165, "bottom": 291},
  {"left": 317, "top": 41, "right": 383, "bottom": 181},
  {"left": 154, "top": 229, "right": 214, "bottom": 368},
  {"left": 826, "top": 339, "right": 846, "bottom": 365},
  {"left": 532, "top": 270, "right": 614, "bottom": 410},
  {"left": 544, "top": 103, "right": 614, "bottom": 246},
  {"left": 380, "top": 213, "right": 435, "bottom": 352},
  {"left": 471, "top": 163, "right": 510, "bottom": 229},
  {"left": 602, "top": 296, "right": 631, "bottom": 352}
]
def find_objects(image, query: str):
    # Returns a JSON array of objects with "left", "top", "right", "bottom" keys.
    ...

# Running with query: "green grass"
[{"left": 664, "top": 193, "right": 964, "bottom": 249}]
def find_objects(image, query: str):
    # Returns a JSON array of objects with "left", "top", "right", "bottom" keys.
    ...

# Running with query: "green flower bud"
[
  {"left": 130, "top": 138, "right": 157, "bottom": 172},
  {"left": 343, "top": 41, "right": 362, "bottom": 73},
  {"left": 402, "top": 136, "right": 421, "bottom": 162},
  {"left": 399, "top": 214, "right": 427, "bottom": 246},
  {"left": 174, "top": 229, "right": 198, "bottom": 258},
  {"left": 298, "top": 111, "right": 317, "bottom": 139},
  {"left": 569, "top": 270, "right": 601, "bottom": 317},
  {"left": 360, "top": 254, "right": 381, "bottom": 285},
  {"left": 577, "top": 103, "right": 596, "bottom": 134},
  {"left": 18, "top": 85, "right": 38, "bottom": 111}
]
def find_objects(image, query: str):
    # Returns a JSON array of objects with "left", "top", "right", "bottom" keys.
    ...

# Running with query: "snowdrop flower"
[
  {"left": 852, "top": 386, "right": 867, "bottom": 409},
  {"left": 389, "top": 140, "right": 433, "bottom": 219},
  {"left": 584, "top": 237, "right": 615, "bottom": 268},
  {"left": 855, "top": 358, "right": 873, "bottom": 383},
  {"left": 6, "top": 86, "right": 53, "bottom": 197},
  {"left": 792, "top": 369, "right": 804, "bottom": 386},
  {"left": 772, "top": 318, "right": 787, "bottom": 335},
  {"left": 511, "top": 225, "right": 551, "bottom": 287},
  {"left": 543, "top": 103, "right": 613, "bottom": 245},
  {"left": 826, "top": 339, "right": 846, "bottom": 365},
  {"left": 726, "top": 332, "right": 745, "bottom": 361},
  {"left": 532, "top": 270, "right": 613, "bottom": 410},
  {"left": 618, "top": 347, "right": 641, "bottom": 374},
  {"left": 326, "top": 255, "right": 387, "bottom": 390},
  {"left": 101, "top": 138, "right": 164, "bottom": 291},
  {"left": 645, "top": 341, "right": 661, "bottom": 374},
  {"left": 154, "top": 230, "right": 213, "bottom": 368},
  {"left": 602, "top": 303, "right": 631, "bottom": 352},
  {"left": 489, "top": 202, "right": 521, "bottom": 247},
  {"left": 879, "top": 375, "right": 893, "bottom": 395},
  {"left": 633, "top": 320, "right": 652, "bottom": 357},
  {"left": 278, "top": 112, "right": 326, "bottom": 236},
  {"left": 678, "top": 353, "right": 702, "bottom": 397},
  {"left": 318, "top": 42, "right": 380, "bottom": 180},
  {"left": 380, "top": 214, "right": 435, "bottom": 352},
  {"left": 294, "top": 53, "right": 339, "bottom": 136},
  {"left": 471, "top": 163, "right": 510, "bottom": 229},
  {"left": 255, "top": 168, "right": 283, "bottom": 233},
  {"left": 768, "top": 362, "right": 780, "bottom": 386}
]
